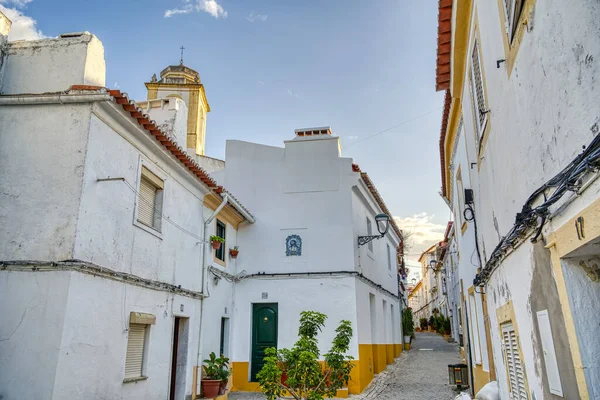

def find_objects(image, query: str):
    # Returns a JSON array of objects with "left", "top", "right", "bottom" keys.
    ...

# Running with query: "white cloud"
[
  {"left": 346, "top": 136, "right": 359, "bottom": 142},
  {"left": 246, "top": 11, "right": 267, "bottom": 22},
  {"left": 287, "top": 89, "right": 299, "bottom": 98},
  {"left": 257, "top": 80, "right": 265, "bottom": 85},
  {"left": 394, "top": 212, "right": 447, "bottom": 276},
  {"left": 0, "top": 0, "right": 32, "bottom": 7},
  {"left": 0, "top": 4, "right": 45, "bottom": 41},
  {"left": 165, "top": 0, "right": 227, "bottom": 19}
]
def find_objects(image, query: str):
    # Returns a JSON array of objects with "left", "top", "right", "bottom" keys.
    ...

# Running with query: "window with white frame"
[
  {"left": 366, "top": 218, "right": 373, "bottom": 252},
  {"left": 470, "top": 37, "right": 488, "bottom": 142},
  {"left": 124, "top": 323, "right": 149, "bottom": 380},
  {"left": 503, "top": 0, "right": 525, "bottom": 43},
  {"left": 456, "top": 167, "right": 465, "bottom": 226},
  {"left": 501, "top": 322, "right": 528, "bottom": 399},
  {"left": 387, "top": 243, "right": 392, "bottom": 271},
  {"left": 215, "top": 219, "right": 226, "bottom": 262},
  {"left": 137, "top": 166, "right": 164, "bottom": 231}
]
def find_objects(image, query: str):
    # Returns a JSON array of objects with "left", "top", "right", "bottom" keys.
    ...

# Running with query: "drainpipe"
[{"left": 196, "top": 194, "right": 228, "bottom": 369}]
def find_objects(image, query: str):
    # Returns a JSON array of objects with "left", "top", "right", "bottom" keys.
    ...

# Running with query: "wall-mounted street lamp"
[
  {"left": 428, "top": 259, "right": 446, "bottom": 274},
  {"left": 358, "top": 213, "right": 390, "bottom": 247}
]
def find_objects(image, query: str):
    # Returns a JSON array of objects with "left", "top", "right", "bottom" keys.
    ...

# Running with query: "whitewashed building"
[
  {"left": 435, "top": 0, "right": 600, "bottom": 397},
  {"left": 209, "top": 130, "right": 405, "bottom": 395},
  {"left": 0, "top": 15, "right": 405, "bottom": 399},
  {"left": 0, "top": 27, "right": 253, "bottom": 400}
]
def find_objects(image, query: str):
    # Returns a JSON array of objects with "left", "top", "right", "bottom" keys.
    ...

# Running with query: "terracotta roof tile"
[{"left": 435, "top": 0, "right": 453, "bottom": 91}]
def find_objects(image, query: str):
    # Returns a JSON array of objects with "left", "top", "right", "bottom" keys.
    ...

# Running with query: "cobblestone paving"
[
  {"left": 353, "top": 332, "right": 462, "bottom": 400},
  {"left": 229, "top": 332, "right": 463, "bottom": 400}
]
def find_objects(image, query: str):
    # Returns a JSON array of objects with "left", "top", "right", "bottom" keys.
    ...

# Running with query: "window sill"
[
  {"left": 123, "top": 376, "right": 148, "bottom": 384},
  {"left": 133, "top": 220, "right": 163, "bottom": 240},
  {"left": 213, "top": 256, "right": 226, "bottom": 268}
]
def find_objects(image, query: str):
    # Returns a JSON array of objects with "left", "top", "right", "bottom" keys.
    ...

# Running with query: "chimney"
[{"left": 294, "top": 127, "right": 332, "bottom": 137}]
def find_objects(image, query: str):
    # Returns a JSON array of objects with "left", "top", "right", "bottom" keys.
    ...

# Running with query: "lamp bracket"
[{"left": 358, "top": 234, "right": 383, "bottom": 247}]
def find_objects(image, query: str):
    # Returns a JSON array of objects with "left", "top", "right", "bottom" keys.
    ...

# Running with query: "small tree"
[
  {"left": 401, "top": 308, "right": 414, "bottom": 339},
  {"left": 257, "top": 311, "right": 354, "bottom": 400}
]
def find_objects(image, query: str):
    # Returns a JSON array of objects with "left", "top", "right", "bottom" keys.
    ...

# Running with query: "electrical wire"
[
  {"left": 111, "top": 178, "right": 208, "bottom": 243},
  {"left": 475, "top": 133, "right": 600, "bottom": 285},
  {"left": 345, "top": 107, "right": 443, "bottom": 148}
]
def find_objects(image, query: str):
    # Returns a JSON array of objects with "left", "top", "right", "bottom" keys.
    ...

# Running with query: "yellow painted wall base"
[
  {"left": 231, "top": 344, "right": 402, "bottom": 396},
  {"left": 472, "top": 364, "right": 490, "bottom": 395}
]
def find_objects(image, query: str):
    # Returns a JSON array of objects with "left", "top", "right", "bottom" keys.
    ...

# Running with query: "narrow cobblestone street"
[
  {"left": 354, "top": 332, "right": 462, "bottom": 400},
  {"left": 229, "top": 332, "right": 463, "bottom": 400}
]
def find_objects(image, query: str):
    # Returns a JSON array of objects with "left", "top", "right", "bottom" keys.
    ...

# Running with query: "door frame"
[{"left": 250, "top": 303, "right": 278, "bottom": 382}]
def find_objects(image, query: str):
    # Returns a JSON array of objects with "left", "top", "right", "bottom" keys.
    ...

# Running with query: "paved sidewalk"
[{"left": 229, "top": 332, "right": 462, "bottom": 400}]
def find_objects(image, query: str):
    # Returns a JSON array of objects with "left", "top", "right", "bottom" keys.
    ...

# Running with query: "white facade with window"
[
  {"left": 437, "top": 0, "right": 600, "bottom": 398},
  {"left": 0, "top": 30, "right": 252, "bottom": 400},
  {"left": 0, "top": 18, "right": 405, "bottom": 399}
]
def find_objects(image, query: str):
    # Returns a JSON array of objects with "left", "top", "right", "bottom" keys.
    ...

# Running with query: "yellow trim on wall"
[
  {"left": 204, "top": 193, "right": 244, "bottom": 229},
  {"left": 496, "top": 300, "right": 530, "bottom": 399},
  {"left": 496, "top": 0, "right": 536, "bottom": 77},
  {"left": 543, "top": 196, "right": 600, "bottom": 399},
  {"left": 467, "top": 13, "right": 492, "bottom": 168},
  {"left": 442, "top": 0, "right": 474, "bottom": 202}
]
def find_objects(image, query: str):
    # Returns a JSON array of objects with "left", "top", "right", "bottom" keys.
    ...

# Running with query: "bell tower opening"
[{"left": 145, "top": 61, "right": 210, "bottom": 156}]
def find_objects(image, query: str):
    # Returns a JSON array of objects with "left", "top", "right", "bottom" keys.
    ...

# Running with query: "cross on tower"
[{"left": 179, "top": 46, "right": 185, "bottom": 65}]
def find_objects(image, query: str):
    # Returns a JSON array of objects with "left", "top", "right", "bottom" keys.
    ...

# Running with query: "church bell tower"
[{"left": 145, "top": 56, "right": 210, "bottom": 155}]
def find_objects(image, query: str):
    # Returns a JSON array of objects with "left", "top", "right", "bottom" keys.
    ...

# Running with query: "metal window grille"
[{"left": 470, "top": 38, "right": 487, "bottom": 137}]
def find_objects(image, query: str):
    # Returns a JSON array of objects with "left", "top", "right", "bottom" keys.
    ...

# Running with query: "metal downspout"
[{"left": 196, "top": 194, "right": 228, "bottom": 368}]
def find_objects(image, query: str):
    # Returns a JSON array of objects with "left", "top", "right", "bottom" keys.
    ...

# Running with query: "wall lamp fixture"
[{"left": 358, "top": 213, "right": 390, "bottom": 246}]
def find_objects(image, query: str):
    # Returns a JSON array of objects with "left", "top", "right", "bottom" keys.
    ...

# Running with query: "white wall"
[
  {"left": 355, "top": 279, "right": 401, "bottom": 345},
  {"left": 232, "top": 276, "right": 359, "bottom": 364},
  {"left": 73, "top": 108, "right": 208, "bottom": 292},
  {"left": 0, "top": 104, "right": 93, "bottom": 261},
  {"left": 1, "top": 33, "right": 105, "bottom": 94},
  {"left": 0, "top": 271, "right": 71, "bottom": 400}
]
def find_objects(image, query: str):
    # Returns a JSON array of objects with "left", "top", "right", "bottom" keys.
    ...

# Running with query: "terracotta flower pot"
[
  {"left": 202, "top": 379, "right": 221, "bottom": 398},
  {"left": 211, "top": 241, "right": 222, "bottom": 250},
  {"left": 229, "top": 249, "right": 239, "bottom": 258},
  {"left": 219, "top": 379, "right": 228, "bottom": 395}
]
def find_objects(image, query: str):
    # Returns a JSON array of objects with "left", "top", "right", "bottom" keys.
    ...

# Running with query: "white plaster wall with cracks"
[
  {"left": 441, "top": 0, "right": 600, "bottom": 398},
  {"left": 1, "top": 32, "right": 105, "bottom": 94},
  {"left": 0, "top": 31, "right": 238, "bottom": 400}
]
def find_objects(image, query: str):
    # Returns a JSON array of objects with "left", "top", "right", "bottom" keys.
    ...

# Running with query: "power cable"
[{"left": 345, "top": 107, "right": 443, "bottom": 148}]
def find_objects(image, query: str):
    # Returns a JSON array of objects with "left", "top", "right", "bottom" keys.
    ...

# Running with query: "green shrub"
[
  {"left": 402, "top": 308, "right": 414, "bottom": 338},
  {"left": 419, "top": 318, "right": 428, "bottom": 330},
  {"left": 257, "top": 311, "right": 354, "bottom": 400}
]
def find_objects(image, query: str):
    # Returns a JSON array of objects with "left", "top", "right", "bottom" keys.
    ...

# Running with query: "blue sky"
[{"left": 1, "top": 0, "right": 449, "bottom": 274}]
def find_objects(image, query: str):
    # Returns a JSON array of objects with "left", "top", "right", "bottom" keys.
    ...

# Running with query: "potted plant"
[
  {"left": 216, "top": 355, "right": 230, "bottom": 395},
  {"left": 229, "top": 246, "right": 239, "bottom": 259},
  {"left": 402, "top": 308, "right": 414, "bottom": 350},
  {"left": 202, "top": 352, "right": 222, "bottom": 398},
  {"left": 419, "top": 318, "right": 428, "bottom": 331},
  {"left": 428, "top": 315, "right": 435, "bottom": 331},
  {"left": 210, "top": 235, "right": 224, "bottom": 250}
]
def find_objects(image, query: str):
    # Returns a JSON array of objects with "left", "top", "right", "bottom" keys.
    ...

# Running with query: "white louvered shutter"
[
  {"left": 138, "top": 177, "right": 157, "bottom": 228},
  {"left": 502, "top": 323, "right": 528, "bottom": 399},
  {"left": 471, "top": 38, "right": 487, "bottom": 136},
  {"left": 125, "top": 324, "right": 147, "bottom": 379}
]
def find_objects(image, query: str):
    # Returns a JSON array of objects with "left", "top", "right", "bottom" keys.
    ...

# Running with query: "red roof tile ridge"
[
  {"left": 102, "top": 88, "right": 253, "bottom": 220},
  {"left": 359, "top": 171, "right": 403, "bottom": 243}
]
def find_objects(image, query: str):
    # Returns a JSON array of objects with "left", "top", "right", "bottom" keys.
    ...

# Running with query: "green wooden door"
[{"left": 251, "top": 303, "right": 278, "bottom": 381}]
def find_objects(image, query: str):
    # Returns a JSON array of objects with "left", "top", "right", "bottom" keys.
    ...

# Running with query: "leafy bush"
[
  {"left": 257, "top": 311, "right": 354, "bottom": 400},
  {"left": 443, "top": 316, "right": 452, "bottom": 333},
  {"left": 402, "top": 308, "right": 414, "bottom": 338},
  {"left": 419, "top": 318, "right": 428, "bottom": 330}
]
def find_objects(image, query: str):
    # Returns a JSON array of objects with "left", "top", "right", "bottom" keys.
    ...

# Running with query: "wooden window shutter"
[
  {"left": 125, "top": 323, "right": 147, "bottom": 379},
  {"left": 502, "top": 323, "right": 528, "bottom": 399}
]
